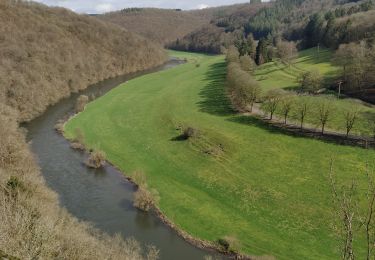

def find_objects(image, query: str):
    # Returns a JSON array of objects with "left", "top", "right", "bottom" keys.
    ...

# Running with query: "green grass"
[
  {"left": 255, "top": 47, "right": 338, "bottom": 92},
  {"left": 65, "top": 51, "right": 373, "bottom": 259},
  {"left": 256, "top": 47, "right": 375, "bottom": 136}
]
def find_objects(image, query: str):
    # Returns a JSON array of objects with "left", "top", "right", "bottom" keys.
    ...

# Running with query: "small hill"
[
  {"left": 0, "top": 1, "right": 167, "bottom": 122},
  {"left": 99, "top": 5, "right": 249, "bottom": 46}
]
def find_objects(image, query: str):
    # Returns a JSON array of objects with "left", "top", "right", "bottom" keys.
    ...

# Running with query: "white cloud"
[
  {"left": 95, "top": 3, "right": 114, "bottom": 13},
  {"left": 197, "top": 4, "right": 209, "bottom": 9}
]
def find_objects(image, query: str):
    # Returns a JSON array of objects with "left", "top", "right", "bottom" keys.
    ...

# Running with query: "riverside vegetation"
[
  {"left": 0, "top": 0, "right": 166, "bottom": 258},
  {"left": 65, "top": 51, "right": 375, "bottom": 259}
]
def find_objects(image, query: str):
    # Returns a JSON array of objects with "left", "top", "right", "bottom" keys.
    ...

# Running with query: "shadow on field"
[
  {"left": 197, "top": 61, "right": 235, "bottom": 116},
  {"left": 228, "top": 115, "right": 373, "bottom": 148}
]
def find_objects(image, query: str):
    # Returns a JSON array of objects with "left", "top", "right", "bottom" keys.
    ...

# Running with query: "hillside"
[
  {"left": 0, "top": 1, "right": 167, "bottom": 122},
  {"left": 99, "top": 5, "right": 249, "bottom": 46},
  {"left": 170, "top": 0, "right": 375, "bottom": 53},
  {"left": 0, "top": 0, "right": 166, "bottom": 258}
]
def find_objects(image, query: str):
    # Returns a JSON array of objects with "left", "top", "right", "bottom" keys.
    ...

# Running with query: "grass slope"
[
  {"left": 256, "top": 48, "right": 375, "bottom": 136},
  {"left": 65, "top": 51, "right": 373, "bottom": 259},
  {"left": 255, "top": 48, "right": 338, "bottom": 92}
]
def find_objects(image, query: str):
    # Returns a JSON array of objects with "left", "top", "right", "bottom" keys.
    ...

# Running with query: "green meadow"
[
  {"left": 65, "top": 51, "right": 373, "bottom": 259},
  {"left": 256, "top": 47, "right": 375, "bottom": 136}
]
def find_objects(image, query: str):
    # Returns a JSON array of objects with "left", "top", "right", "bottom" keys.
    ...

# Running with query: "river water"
[{"left": 26, "top": 59, "right": 221, "bottom": 260}]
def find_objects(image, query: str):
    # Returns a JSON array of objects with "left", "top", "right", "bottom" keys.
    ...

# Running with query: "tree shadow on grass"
[
  {"left": 197, "top": 61, "right": 236, "bottom": 116},
  {"left": 228, "top": 115, "right": 371, "bottom": 148}
]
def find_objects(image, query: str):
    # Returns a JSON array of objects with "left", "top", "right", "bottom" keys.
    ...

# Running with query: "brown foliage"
[
  {"left": 75, "top": 95, "right": 89, "bottom": 113},
  {"left": 0, "top": 106, "right": 155, "bottom": 259},
  {"left": 100, "top": 8, "right": 215, "bottom": 46},
  {"left": 132, "top": 171, "right": 160, "bottom": 212},
  {"left": 0, "top": 0, "right": 167, "bottom": 122},
  {"left": 226, "top": 56, "right": 261, "bottom": 112},
  {"left": 0, "top": 1, "right": 166, "bottom": 258},
  {"left": 86, "top": 150, "right": 106, "bottom": 168}
]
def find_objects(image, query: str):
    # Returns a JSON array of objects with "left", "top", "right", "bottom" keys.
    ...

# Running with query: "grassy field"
[
  {"left": 65, "top": 51, "right": 374, "bottom": 259},
  {"left": 255, "top": 48, "right": 375, "bottom": 136},
  {"left": 254, "top": 48, "right": 338, "bottom": 92}
]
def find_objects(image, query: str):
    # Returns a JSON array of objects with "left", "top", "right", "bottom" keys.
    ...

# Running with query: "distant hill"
[
  {"left": 169, "top": 0, "right": 375, "bottom": 53},
  {"left": 99, "top": 5, "right": 249, "bottom": 46},
  {"left": 0, "top": 1, "right": 167, "bottom": 122}
]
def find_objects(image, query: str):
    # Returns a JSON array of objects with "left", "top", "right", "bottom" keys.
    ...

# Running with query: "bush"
[
  {"left": 217, "top": 236, "right": 241, "bottom": 253},
  {"left": 75, "top": 95, "right": 89, "bottom": 113},
  {"left": 86, "top": 150, "right": 106, "bottom": 168},
  {"left": 182, "top": 127, "right": 199, "bottom": 140},
  {"left": 54, "top": 120, "right": 64, "bottom": 134},
  {"left": 133, "top": 186, "right": 160, "bottom": 212},
  {"left": 298, "top": 70, "right": 323, "bottom": 93}
]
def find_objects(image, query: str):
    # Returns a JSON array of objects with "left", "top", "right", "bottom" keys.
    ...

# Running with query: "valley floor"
[{"left": 65, "top": 51, "right": 373, "bottom": 259}]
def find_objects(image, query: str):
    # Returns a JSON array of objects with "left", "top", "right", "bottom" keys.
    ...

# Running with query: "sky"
[{"left": 32, "top": 0, "right": 249, "bottom": 14}]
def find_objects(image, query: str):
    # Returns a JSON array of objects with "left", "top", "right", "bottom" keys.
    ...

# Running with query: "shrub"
[
  {"left": 54, "top": 120, "right": 64, "bottom": 134},
  {"left": 298, "top": 70, "right": 323, "bottom": 93},
  {"left": 217, "top": 236, "right": 241, "bottom": 253},
  {"left": 75, "top": 95, "right": 89, "bottom": 113},
  {"left": 182, "top": 127, "right": 199, "bottom": 140},
  {"left": 134, "top": 186, "right": 160, "bottom": 212},
  {"left": 86, "top": 150, "right": 106, "bottom": 168}
]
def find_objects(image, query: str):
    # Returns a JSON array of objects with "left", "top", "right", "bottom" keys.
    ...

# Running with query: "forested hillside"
[
  {"left": 99, "top": 5, "right": 248, "bottom": 46},
  {"left": 169, "top": 0, "right": 375, "bottom": 53},
  {"left": 0, "top": 0, "right": 166, "bottom": 258},
  {"left": 0, "top": 1, "right": 167, "bottom": 122}
]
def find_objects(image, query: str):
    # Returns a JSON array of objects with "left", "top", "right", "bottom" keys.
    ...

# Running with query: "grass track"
[{"left": 65, "top": 51, "right": 373, "bottom": 259}]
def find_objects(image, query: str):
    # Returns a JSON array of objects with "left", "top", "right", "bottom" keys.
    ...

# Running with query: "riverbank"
[{"left": 65, "top": 51, "right": 375, "bottom": 258}]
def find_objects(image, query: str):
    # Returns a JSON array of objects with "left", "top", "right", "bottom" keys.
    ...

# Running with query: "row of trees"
[
  {"left": 226, "top": 46, "right": 261, "bottom": 112},
  {"left": 227, "top": 44, "right": 360, "bottom": 137},
  {"left": 262, "top": 91, "right": 360, "bottom": 136}
]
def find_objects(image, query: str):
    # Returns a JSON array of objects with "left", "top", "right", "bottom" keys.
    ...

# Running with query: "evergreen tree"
[
  {"left": 304, "top": 13, "right": 324, "bottom": 48},
  {"left": 246, "top": 33, "right": 256, "bottom": 59},
  {"left": 256, "top": 38, "right": 267, "bottom": 65}
]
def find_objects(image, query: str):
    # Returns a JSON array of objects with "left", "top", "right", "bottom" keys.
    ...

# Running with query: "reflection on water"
[{"left": 26, "top": 59, "right": 222, "bottom": 260}]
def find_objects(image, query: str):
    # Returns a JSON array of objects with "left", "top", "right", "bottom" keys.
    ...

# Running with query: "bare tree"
[
  {"left": 239, "top": 55, "right": 256, "bottom": 74},
  {"left": 280, "top": 94, "right": 295, "bottom": 124},
  {"left": 329, "top": 160, "right": 357, "bottom": 260},
  {"left": 344, "top": 109, "right": 359, "bottom": 138},
  {"left": 248, "top": 84, "right": 261, "bottom": 112},
  {"left": 299, "top": 69, "right": 323, "bottom": 93},
  {"left": 296, "top": 99, "right": 309, "bottom": 130},
  {"left": 75, "top": 95, "right": 89, "bottom": 113},
  {"left": 361, "top": 167, "right": 375, "bottom": 260},
  {"left": 276, "top": 40, "right": 298, "bottom": 66},
  {"left": 263, "top": 90, "right": 283, "bottom": 120},
  {"left": 318, "top": 100, "right": 333, "bottom": 134}
]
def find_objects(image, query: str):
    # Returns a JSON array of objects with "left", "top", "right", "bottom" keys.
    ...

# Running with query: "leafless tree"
[
  {"left": 296, "top": 99, "right": 309, "bottom": 130},
  {"left": 344, "top": 109, "right": 359, "bottom": 138},
  {"left": 276, "top": 40, "right": 298, "bottom": 66},
  {"left": 280, "top": 94, "right": 295, "bottom": 124},
  {"left": 318, "top": 100, "right": 333, "bottom": 134},
  {"left": 263, "top": 90, "right": 284, "bottom": 120},
  {"left": 329, "top": 160, "right": 357, "bottom": 260}
]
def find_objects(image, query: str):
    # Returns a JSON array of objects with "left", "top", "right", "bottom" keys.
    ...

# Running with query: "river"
[{"left": 25, "top": 59, "right": 221, "bottom": 260}]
